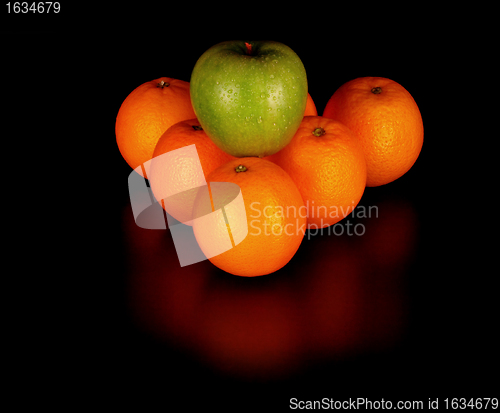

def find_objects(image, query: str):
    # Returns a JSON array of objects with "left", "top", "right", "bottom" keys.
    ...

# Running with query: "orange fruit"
[
  {"left": 116, "top": 77, "right": 196, "bottom": 177},
  {"left": 266, "top": 116, "right": 367, "bottom": 229},
  {"left": 304, "top": 93, "right": 318, "bottom": 116},
  {"left": 322, "top": 77, "right": 423, "bottom": 187},
  {"left": 192, "top": 157, "right": 306, "bottom": 277},
  {"left": 148, "top": 118, "right": 235, "bottom": 225}
]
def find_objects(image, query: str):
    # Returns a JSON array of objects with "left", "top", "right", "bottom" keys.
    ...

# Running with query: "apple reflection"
[{"left": 123, "top": 194, "right": 417, "bottom": 380}]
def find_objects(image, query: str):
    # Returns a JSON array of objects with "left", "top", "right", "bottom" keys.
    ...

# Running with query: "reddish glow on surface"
[{"left": 123, "top": 194, "right": 417, "bottom": 380}]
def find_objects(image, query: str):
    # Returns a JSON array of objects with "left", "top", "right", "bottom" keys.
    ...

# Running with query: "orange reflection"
[
  {"left": 123, "top": 204, "right": 210, "bottom": 350},
  {"left": 299, "top": 238, "right": 365, "bottom": 361},
  {"left": 193, "top": 285, "right": 303, "bottom": 380},
  {"left": 123, "top": 194, "right": 417, "bottom": 380}
]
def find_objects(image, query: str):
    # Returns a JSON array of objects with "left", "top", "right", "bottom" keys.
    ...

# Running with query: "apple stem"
[
  {"left": 192, "top": 125, "right": 203, "bottom": 131},
  {"left": 371, "top": 87, "right": 382, "bottom": 94},
  {"left": 235, "top": 164, "right": 248, "bottom": 172},
  {"left": 245, "top": 42, "right": 252, "bottom": 55}
]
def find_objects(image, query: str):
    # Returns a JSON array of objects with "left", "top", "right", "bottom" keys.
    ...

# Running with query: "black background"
[{"left": 4, "top": 6, "right": 497, "bottom": 410}]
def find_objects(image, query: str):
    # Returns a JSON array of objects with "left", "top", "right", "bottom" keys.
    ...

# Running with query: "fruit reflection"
[
  {"left": 299, "top": 237, "right": 365, "bottom": 360},
  {"left": 194, "top": 282, "right": 303, "bottom": 379},
  {"left": 124, "top": 194, "right": 417, "bottom": 379},
  {"left": 124, "top": 204, "right": 210, "bottom": 351}
]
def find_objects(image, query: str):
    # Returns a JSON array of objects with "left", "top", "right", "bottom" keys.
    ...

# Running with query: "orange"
[
  {"left": 266, "top": 116, "right": 367, "bottom": 229},
  {"left": 148, "top": 118, "right": 235, "bottom": 225},
  {"left": 192, "top": 157, "right": 306, "bottom": 277},
  {"left": 323, "top": 77, "right": 423, "bottom": 187},
  {"left": 116, "top": 77, "right": 196, "bottom": 177},
  {"left": 304, "top": 93, "right": 318, "bottom": 116}
]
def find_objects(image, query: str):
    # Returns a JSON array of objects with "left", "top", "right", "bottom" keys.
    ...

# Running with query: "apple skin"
[{"left": 190, "top": 40, "right": 308, "bottom": 157}]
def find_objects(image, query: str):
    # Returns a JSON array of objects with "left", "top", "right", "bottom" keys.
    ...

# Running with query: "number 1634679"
[
  {"left": 444, "top": 398, "right": 498, "bottom": 409},
  {"left": 6, "top": 2, "right": 60, "bottom": 13}
]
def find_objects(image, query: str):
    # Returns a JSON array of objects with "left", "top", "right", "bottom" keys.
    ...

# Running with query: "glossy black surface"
[{"left": 6, "top": 26, "right": 495, "bottom": 408}]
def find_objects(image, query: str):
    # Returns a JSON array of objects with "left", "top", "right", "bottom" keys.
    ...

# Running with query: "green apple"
[{"left": 190, "top": 40, "right": 308, "bottom": 157}]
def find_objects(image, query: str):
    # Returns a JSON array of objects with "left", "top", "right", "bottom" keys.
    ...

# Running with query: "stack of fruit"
[{"left": 116, "top": 40, "right": 423, "bottom": 277}]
